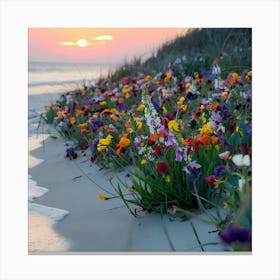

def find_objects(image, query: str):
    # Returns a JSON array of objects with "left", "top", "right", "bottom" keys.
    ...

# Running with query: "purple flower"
[
  {"left": 214, "top": 165, "right": 225, "bottom": 178},
  {"left": 118, "top": 103, "right": 128, "bottom": 111},
  {"left": 221, "top": 223, "right": 251, "bottom": 244},
  {"left": 151, "top": 98, "right": 160, "bottom": 111},
  {"left": 90, "top": 119, "right": 104, "bottom": 128},
  {"left": 175, "top": 149, "right": 183, "bottom": 162},
  {"left": 183, "top": 166, "right": 190, "bottom": 174},
  {"left": 82, "top": 95, "right": 91, "bottom": 105}
]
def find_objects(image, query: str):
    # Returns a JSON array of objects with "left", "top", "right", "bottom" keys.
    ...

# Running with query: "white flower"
[{"left": 232, "top": 154, "right": 250, "bottom": 167}]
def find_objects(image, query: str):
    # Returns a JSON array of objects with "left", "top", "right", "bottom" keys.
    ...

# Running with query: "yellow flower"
[
  {"left": 168, "top": 120, "right": 180, "bottom": 132},
  {"left": 198, "top": 122, "right": 213, "bottom": 135},
  {"left": 162, "top": 106, "right": 167, "bottom": 114},
  {"left": 141, "top": 159, "right": 147, "bottom": 165},
  {"left": 181, "top": 104, "right": 188, "bottom": 111},
  {"left": 111, "top": 115, "right": 119, "bottom": 122},
  {"left": 97, "top": 135, "right": 113, "bottom": 152},
  {"left": 77, "top": 123, "right": 88, "bottom": 127},
  {"left": 134, "top": 117, "right": 143, "bottom": 129},
  {"left": 56, "top": 111, "right": 63, "bottom": 118},
  {"left": 223, "top": 202, "right": 228, "bottom": 208},
  {"left": 185, "top": 83, "right": 191, "bottom": 91},
  {"left": 165, "top": 175, "right": 172, "bottom": 183},
  {"left": 200, "top": 113, "right": 207, "bottom": 124},
  {"left": 119, "top": 110, "right": 126, "bottom": 117},
  {"left": 69, "top": 116, "right": 76, "bottom": 125},
  {"left": 100, "top": 101, "right": 107, "bottom": 106},
  {"left": 137, "top": 104, "right": 145, "bottom": 112},
  {"left": 177, "top": 97, "right": 185, "bottom": 105},
  {"left": 145, "top": 75, "right": 151, "bottom": 81}
]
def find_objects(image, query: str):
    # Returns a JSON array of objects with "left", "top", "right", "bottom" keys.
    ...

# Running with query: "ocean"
[{"left": 28, "top": 61, "right": 112, "bottom": 251}]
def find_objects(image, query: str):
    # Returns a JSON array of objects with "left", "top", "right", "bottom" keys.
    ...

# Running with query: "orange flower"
[
  {"left": 164, "top": 72, "right": 172, "bottom": 83},
  {"left": 208, "top": 103, "right": 219, "bottom": 111},
  {"left": 145, "top": 75, "right": 151, "bottom": 81},
  {"left": 118, "top": 97, "right": 125, "bottom": 103},
  {"left": 77, "top": 123, "right": 88, "bottom": 127},
  {"left": 98, "top": 194, "right": 107, "bottom": 201},
  {"left": 80, "top": 129, "right": 90, "bottom": 134},
  {"left": 69, "top": 116, "right": 76, "bottom": 125},
  {"left": 149, "top": 133, "right": 159, "bottom": 142},
  {"left": 211, "top": 136, "right": 219, "bottom": 144},
  {"left": 200, "top": 134, "right": 211, "bottom": 145},
  {"left": 75, "top": 109, "right": 83, "bottom": 116}
]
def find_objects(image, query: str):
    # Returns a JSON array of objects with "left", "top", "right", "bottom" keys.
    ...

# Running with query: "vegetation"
[{"left": 44, "top": 28, "right": 252, "bottom": 251}]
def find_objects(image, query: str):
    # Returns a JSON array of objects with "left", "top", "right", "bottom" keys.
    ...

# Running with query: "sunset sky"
[{"left": 28, "top": 28, "right": 188, "bottom": 65}]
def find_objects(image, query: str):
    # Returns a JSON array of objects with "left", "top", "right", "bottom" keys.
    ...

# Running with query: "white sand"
[{"left": 28, "top": 126, "right": 230, "bottom": 253}]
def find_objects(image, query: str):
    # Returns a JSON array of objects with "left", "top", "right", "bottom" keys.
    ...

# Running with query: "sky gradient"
[{"left": 28, "top": 28, "right": 188, "bottom": 65}]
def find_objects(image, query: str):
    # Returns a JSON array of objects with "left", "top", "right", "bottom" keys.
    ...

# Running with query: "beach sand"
[{"left": 28, "top": 126, "right": 230, "bottom": 253}]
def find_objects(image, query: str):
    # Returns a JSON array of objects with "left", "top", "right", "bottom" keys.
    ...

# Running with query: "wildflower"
[
  {"left": 168, "top": 120, "right": 180, "bottom": 132},
  {"left": 116, "top": 135, "right": 131, "bottom": 155},
  {"left": 223, "top": 202, "right": 228, "bottom": 209},
  {"left": 177, "top": 97, "right": 185, "bottom": 105},
  {"left": 141, "top": 159, "right": 147, "bottom": 165},
  {"left": 145, "top": 75, "right": 151, "bottom": 81},
  {"left": 165, "top": 175, "right": 172, "bottom": 183},
  {"left": 137, "top": 104, "right": 145, "bottom": 112},
  {"left": 97, "top": 134, "right": 113, "bottom": 152},
  {"left": 181, "top": 104, "right": 188, "bottom": 111},
  {"left": 98, "top": 194, "right": 107, "bottom": 201},
  {"left": 220, "top": 223, "right": 251, "bottom": 244},
  {"left": 155, "top": 145, "right": 161, "bottom": 156},
  {"left": 80, "top": 129, "right": 90, "bottom": 134},
  {"left": 77, "top": 123, "right": 88, "bottom": 127},
  {"left": 183, "top": 166, "right": 190, "bottom": 174},
  {"left": 200, "top": 134, "right": 211, "bottom": 145},
  {"left": 219, "top": 151, "right": 230, "bottom": 160},
  {"left": 175, "top": 149, "right": 183, "bottom": 162},
  {"left": 198, "top": 122, "right": 213, "bottom": 135},
  {"left": 65, "top": 147, "right": 78, "bottom": 159},
  {"left": 200, "top": 113, "right": 207, "bottom": 124},
  {"left": 232, "top": 154, "right": 250, "bottom": 167},
  {"left": 111, "top": 115, "right": 119, "bottom": 122},
  {"left": 214, "top": 165, "right": 225, "bottom": 178},
  {"left": 204, "top": 175, "right": 221, "bottom": 188},
  {"left": 164, "top": 72, "right": 172, "bottom": 83},
  {"left": 100, "top": 101, "right": 107, "bottom": 106},
  {"left": 69, "top": 116, "right": 76, "bottom": 125},
  {"left": 90, "top": 119, "right": 104, "bottom": 128},
  {"left": 148, "top": 133, "right": 159, "bottom": 145},
  {"left": 156, "top": 162, "right": 169, "bottom": 173}
]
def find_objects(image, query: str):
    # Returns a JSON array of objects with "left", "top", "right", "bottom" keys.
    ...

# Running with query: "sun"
[{"left": 76, "top": 39, "right": 88, "bottom": 47}]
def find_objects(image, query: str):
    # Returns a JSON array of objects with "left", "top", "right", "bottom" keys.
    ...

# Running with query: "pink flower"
[
  {"left": 219, "top": 151, "right": 230, "bottom": 160},
  {"left": 156, "top": 162, "right": 169, "bottom": 173}
]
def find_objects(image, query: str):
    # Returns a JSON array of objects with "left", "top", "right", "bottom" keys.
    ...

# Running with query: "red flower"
[
  {"left": 156, "top": 162, "right": 169, "bottom": 173},
  {"left": 155, "top": 145, "right": 161, "bottom": 156},
  {"left": 204, "top": 175, "right": 216, "bottom": 185}
]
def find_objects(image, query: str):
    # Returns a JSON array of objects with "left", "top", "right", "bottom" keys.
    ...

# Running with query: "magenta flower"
[
  {"left": 156, "top": 162, "right": 169, "bottom": 173},
  {"left": 204, "top": 175, "right": 216, "bottom": 185},
  {"left": 219, "top": 151, "right": 230, "bottom": 160}
]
